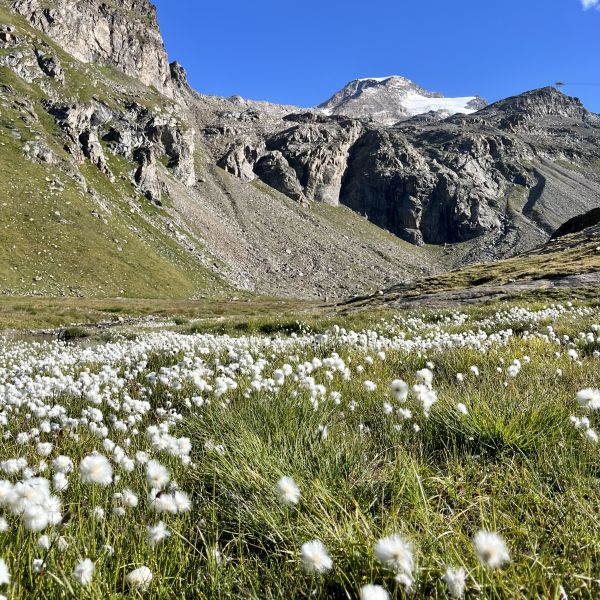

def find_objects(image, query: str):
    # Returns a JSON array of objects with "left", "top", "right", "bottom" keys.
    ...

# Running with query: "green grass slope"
[
  {"left": 0, "top": 6, "right": 228, "bottom": 299},
  {"left": 342, "top": 222, "right": 600, "bottom": 309}
]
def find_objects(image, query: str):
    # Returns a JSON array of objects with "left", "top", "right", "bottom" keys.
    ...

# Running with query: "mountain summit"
[{"left": 318, "top": 76, "right": 487, "bottom": 124}]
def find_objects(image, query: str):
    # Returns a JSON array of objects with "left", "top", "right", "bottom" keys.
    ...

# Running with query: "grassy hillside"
[
  {"left": 0, "top": 6, "right": 229, "bottom": 299},
  {"left": 342, "top": 223, "right": 600, "bottom": 309}
]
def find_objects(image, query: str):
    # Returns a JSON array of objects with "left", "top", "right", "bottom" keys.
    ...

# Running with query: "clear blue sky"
[{"left": 152, "top": 0, "right": 600, "bottom": 112}]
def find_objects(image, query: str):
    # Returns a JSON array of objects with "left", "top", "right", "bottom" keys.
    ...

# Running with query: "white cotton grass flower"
[
  {"left": 150, "top": 491, "right": 177, "bottom": 514},
  {"left": 413, "top": 384, "right": 437, "bottom": 417},
  {"left": 32, "top": 558, "right": 45, "bottom": 575},
  {"left": 53, "top": 472, "right": 69, "bottom": 492},
  {"left": 79, "top": 454, "right": 113, "bottom": 486},
  {"left": 363, "top": 380, "right": 377, "bottom": 392},
  {"left": 416, "top": 368, "right": 433, "bottom": 387},
  {"left": 359, "top": 584, "right": 389, "bottom": 600},
  {"left": 276, "top": 476, "right": 300, "bottom": 505},
  {"left": 146, "top": 460, "right": 170, "bottom": 489},
  {"left": 52, "top": 456, "right": 73, "bottom": 474},
  {"left": 0, "top": 559, "right": 9, "bottom": 586},
  {"left": 374, "top": 534, "right": 414, "bottom": 577},
  {"left": 37, "top": 535, "right": 51, "bottom": 550},
  {"left": 92, "top": 507, "right": 105, "bottom": 521},
  {"left": 126, "top": 566, "right": 153, "bottom": 591},
  {"left": 456, "top": 403, "right": 468, "bottom": 416},
  {"left": 506, "top": 364, "right": 520, "bottom": 378},
  {"left": 23, "top": 505, "right": 49, "bottom": 532},
  {"left": 73, "top": 558, "right": 95, "bottom": 586},
  {"left": 147, "top": 521, "right": 171, "bottom": 549},
  {"left": 122, "top": 489, "right": 139, "bottom": 508},
  {"left": 576, "top": 388, "right": 600, "bottom": 410},
  {"left": 442, "top": 566, "right": 466, "bottom": 598},
  {"left": 300, "top": 540, "right": 332, "bottom": 574},
  {"left": 390, "top": 379, "right": 409, "bottom": 402},
  {"left": 473, "top": 530, "right": 510, "bottom": 568},
  {"left": 36, "top": 443, "right": 53, "bottom": 457},
  {"left": 56, "top": 536, "right": 69, "bottom": 552},
  {"left": 0, "top": 518, "right": 8, "bottom": 533},
  {"left": 173, "top": 490, "right": 192, "bottom": 512},
  {"left": 394, "top": 572, "right": 413, "bottom": 592}
]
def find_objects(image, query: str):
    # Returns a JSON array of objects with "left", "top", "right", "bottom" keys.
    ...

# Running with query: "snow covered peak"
[{"left": 317, "top": 76, "right": 487, "bottom": 125}]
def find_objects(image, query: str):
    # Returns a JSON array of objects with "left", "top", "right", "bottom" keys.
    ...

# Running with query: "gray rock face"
[
  {"left": 200, "top": 86, "right": 600, "bottom": 248},
  {"left": 43, "top": 98, "right": 195, "bottom": 203},
  {"left": 254, "top": 151, "right": 306, "bottom": 202},
  {"left": 339, "top": 128, "right": 510, "bottom": 244},
  {"left": 34, "top": 47, "right": 63, "bottom": 81},
  {"left": 318, "top": 76, "right": 487, "bottom": 125},
  {"left": 0, "top": 23, "right": 19, "bottom": 46},
  {"left": 11, "top": 0, "right": 173, "bottom": 94},
  {"left": 265, "top": 116, "right": 364, "bottom": 205}
]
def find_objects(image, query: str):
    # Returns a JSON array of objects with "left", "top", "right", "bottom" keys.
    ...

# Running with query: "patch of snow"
[
  {"left": 355, "top": 76, "right": 401, "bottom": 83},
  {"left": 401, "top": 92, "right": 478, "bottom": 117}
]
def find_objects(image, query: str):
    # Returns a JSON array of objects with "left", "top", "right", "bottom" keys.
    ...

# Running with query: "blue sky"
[{"left": 152, "top": 0, "right": 600, "bottom": 112}]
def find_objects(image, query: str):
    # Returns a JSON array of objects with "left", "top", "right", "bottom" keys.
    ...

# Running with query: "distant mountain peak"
[{"left": 317, "top": 76, "right": 487, "bottom": 125}]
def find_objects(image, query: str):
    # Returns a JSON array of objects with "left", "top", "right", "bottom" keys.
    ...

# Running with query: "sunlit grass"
[{"left": 0, "top": 301, "right": 599, "bottom": 598}]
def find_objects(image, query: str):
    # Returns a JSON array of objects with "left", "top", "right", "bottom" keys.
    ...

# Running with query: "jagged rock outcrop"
[
  {"left": 480, "top": 86, "right": 593, "bottom": 123},
  {"left": 218, "top": 142, "right": 260, "bottom": 182},
  {"left": 0, "top": 23, "right": 18, "bottom": 46},
  {"left": 203, "top": 86, "right": 600, "bottom": 246},
  {"left": 339, "top": 128, "right": 512, "bottom": 244},
  {"left": 11, "top": 0, "right": 173, "bottom": 94},
  {"left": 41, "top": 98, "right": 195, "bottom": 203},
  {"left": 254, "top": 151, "right": 306, "bottom": 202},
  {"left": 263, "top": 116, "right": 365, "bottom": 205},
  {"left": 551, "top": 207, "right": 600, "bottom": 239}
]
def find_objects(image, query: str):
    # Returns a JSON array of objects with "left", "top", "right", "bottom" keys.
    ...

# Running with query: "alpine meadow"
[{"left": 1, "top": 0, "right": 600, "bottom": 599}]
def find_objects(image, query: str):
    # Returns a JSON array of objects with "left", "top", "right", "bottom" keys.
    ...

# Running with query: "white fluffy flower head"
[
  {"left": 276, "top": 476, "right": 300, "bottom": 505},
  {"left": 360, "top": 584, "right": 389, "bottom": 600},
  {"left": 374, "top": 534, "right": 414, "bottom": 576},
  {"left": 473, "top": 530, "right": 510, "bottom": 568},
  {"left": 79, "top": 454, "right": 113, "bottom": 486},
  {"left": 442, "top": 566, "right": 466, "bottom": 598},
  {"left": 300, "top": 540, "right": 332, "bottom": 574}
]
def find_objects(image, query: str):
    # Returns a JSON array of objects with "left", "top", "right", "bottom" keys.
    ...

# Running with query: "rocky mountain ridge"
[
  {"left": 11, "top": 0, "right": 174, "bottom": 94},
  {"left": 1, "top": 0, "right": 600, "bottom": 300},
  {"left": 209, "top": 85, "right": 600, "bottom": 251}
]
